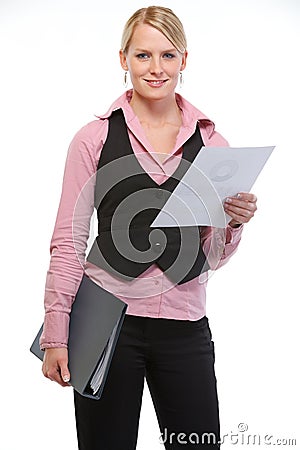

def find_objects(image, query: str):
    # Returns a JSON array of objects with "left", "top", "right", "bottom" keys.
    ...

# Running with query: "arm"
[
  {"left": 40, "top": 126, "right": 98, "bottom": 349},
  {"left": 40, "top": 120, "right": 106, "bottom": 385},
  {"left": 201, "top": 223, "right": 243, "bottom": 271},
  {"left": 201, "top": 192, "right": 257, "bottom": 270},
  {"left": 197, "top": 116, "right": 258, "bottom": 269}
]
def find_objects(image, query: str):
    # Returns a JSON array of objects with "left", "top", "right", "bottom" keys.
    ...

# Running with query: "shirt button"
[
  {"left": 153, "top": 242, "right": 163, "bottom": 254},
  {"left": 155, "top": 189, "right": 164, "bottom": 199}
]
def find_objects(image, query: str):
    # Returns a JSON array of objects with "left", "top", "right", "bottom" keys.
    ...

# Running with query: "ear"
[
  {"left": 180, "top": 50, "right": 188, "bottom": 71},
  {"left": 119, "top": 49, "right": 128, "bottom": 71}
]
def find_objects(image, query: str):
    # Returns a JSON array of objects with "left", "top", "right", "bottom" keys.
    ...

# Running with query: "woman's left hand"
[{"left": 224, "top": 192, "right": 257, "bottom": 227}]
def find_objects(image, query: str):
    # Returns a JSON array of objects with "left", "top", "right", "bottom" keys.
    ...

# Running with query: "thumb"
[{"left": 60, "top": 362, "right": 71, "bottom": 383}]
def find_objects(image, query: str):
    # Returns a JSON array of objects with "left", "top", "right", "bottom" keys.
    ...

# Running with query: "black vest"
[{"left": 86, "top": 109, "right": 209, "bottom": 284}]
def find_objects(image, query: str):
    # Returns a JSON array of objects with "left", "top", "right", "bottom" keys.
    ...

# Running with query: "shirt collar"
[{"left": 96, "top": 90, "right": 216, "bottom": 138}]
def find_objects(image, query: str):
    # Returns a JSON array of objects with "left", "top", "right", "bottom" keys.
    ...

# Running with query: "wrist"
[{"left": 229, "top": 220, "right": 242, "bottom": 228}]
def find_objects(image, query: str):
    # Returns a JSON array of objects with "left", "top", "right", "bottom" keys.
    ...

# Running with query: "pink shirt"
[{"left": 40, "top": 90, "right": 243, "bottom": 349}]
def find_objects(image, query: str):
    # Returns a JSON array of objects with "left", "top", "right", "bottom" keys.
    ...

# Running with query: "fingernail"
[
  {"left": 226, "top": 197, "right": 232, "bottom": 203},
  {"left": 63, "top": 375, "right": 70, "bottom": 382}
]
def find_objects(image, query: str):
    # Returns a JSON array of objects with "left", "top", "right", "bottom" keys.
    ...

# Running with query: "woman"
[{"left": 41, "top": 6, "right": 257, "bottom": 449}]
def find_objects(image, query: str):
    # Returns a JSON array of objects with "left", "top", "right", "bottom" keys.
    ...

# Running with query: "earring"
[
  {"left": 179, "top": 72, "right": 183, "bottom": 88},
  {"left": 123, "top": 71, "right": 128, "bottom": 88}
]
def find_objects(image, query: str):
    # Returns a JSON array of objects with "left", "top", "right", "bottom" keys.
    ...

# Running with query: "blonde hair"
[{"left": 121, "top": 6, "right": 187, "bottom": 54}]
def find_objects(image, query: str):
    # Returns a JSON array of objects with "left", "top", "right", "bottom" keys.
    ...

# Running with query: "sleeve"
[
  {"left": 39, "top": 122, "right": 104, "bottom": 349},
  {"left": 201, "top": 224, "right": 244, "bottom": 271},
  {"left": 197, "top": 119, "right": 244, "bottom": 270}
]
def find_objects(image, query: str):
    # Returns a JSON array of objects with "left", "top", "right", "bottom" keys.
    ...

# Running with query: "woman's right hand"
[{"left": 42, "top": 347, "right": 71, "bottom": 387}]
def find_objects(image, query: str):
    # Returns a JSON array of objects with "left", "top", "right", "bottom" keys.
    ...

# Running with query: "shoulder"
[
  {"left": 66, "top": 119, "right": 108, "bottom": 171},
  {"left": 71, "top": 118, "right": 108, "bottom": 147},
  {"left": 66, "top": 92, "right": 131, "bottom": 167},
  {"left": 71, "top": 91, "right": 130, "bottom": 142}
]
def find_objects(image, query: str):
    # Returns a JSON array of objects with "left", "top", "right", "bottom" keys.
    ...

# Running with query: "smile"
[{"left": 144, "top": 79, "right": 168, "bottom": 87}]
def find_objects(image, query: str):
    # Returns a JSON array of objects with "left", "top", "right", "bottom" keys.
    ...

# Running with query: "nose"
[{"left": 149, "top": 56, "right": 163, "bottom": 75}]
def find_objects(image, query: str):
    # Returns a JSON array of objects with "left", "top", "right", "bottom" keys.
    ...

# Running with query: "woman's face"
[{"left": 120, "top": 24, "right": 187, "bottom": 102}]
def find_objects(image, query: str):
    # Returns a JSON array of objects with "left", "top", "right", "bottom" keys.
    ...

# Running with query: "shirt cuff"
[
  {"left": 39, "top": 311, "right": 70, "bottom": 350},
  {"left": 226, "top": 223, "right": 244, "bottom": 244}
]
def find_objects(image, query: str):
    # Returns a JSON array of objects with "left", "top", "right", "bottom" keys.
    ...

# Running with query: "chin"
[{"left": 139, "top": 87, "right": 175, "bottom": 102}]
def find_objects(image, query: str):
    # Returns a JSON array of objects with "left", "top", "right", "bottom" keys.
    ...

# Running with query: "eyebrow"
[{"left": 134, "top": 48, "right": 177, "bottom": 53}]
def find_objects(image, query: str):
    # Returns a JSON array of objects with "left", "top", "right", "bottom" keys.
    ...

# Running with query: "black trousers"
[{"left": 74, "top": 314, "right": 220, "bottom": 449}]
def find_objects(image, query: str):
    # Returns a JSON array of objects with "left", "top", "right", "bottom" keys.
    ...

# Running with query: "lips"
[{"left": 144, "top": 79, "right": 168, "bottom": 87}]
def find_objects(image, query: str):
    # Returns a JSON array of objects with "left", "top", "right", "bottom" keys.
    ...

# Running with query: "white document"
[
  {"left": 151, "top": 146, "right": 275, "bottom": 228},
  {"left": 89, "top": 318, "right": 120, "bottom": 395}
]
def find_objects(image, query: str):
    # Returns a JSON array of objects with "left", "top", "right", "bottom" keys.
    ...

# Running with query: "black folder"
[{"left": 30, "top": 274, "right": 127, "bottom": 400}]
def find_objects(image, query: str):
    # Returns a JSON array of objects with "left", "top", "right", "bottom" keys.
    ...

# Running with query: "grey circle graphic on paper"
[{"left": 209, "top": 159, "right": 239, "bottom": 182}]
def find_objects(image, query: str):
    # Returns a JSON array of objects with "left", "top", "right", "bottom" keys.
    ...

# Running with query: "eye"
[
  {"left": 136, "top": 53, "right": 149, "bottom": 59},
  {"left": 163, "top": 53, "right": 176, "bottom": 59}
]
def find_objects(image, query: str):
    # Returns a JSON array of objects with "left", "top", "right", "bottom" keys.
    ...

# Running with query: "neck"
[{"left": 130, "top": 91, "right": 181, "bottom": 126}]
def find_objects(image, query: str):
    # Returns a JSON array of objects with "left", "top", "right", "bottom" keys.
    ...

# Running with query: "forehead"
[{"left": 129, "top": 23, "right": 174, "bottom": 50}]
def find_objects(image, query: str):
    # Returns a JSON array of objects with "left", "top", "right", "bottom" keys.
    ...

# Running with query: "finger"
[
  {"left": 48, "top": 369, "right": 67, "bottom": 387},
  {"left": 224, "top": 204, "right": 255, "bottom": 224},
  {"left": 236, "top": 192, "right": 257, "bottom": 203},
  {"left": 42, "top": 360, "right": 70, "bottom": 387},
  {"left": 47, "top": 368, "right": 71, "bottom": 387},
  {"left": 224, "top": 197, "right": 257, "bottom": 212},
  {"left": 56, "top": 353, "right": 71, "bottom": 385}
]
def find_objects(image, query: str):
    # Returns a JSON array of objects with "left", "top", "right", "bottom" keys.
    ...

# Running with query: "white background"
[{"left": 0, "top": 0, "right": 299, "bottom": 448}]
